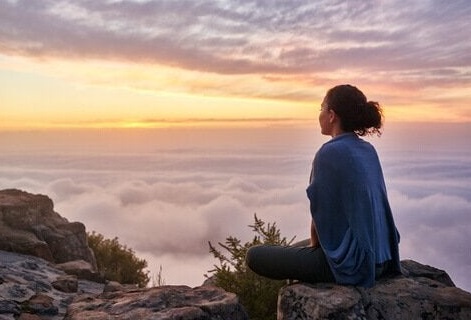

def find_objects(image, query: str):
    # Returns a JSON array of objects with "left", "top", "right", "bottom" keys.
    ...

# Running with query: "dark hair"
[{"left": 325, "top": 84, "right": 383, "bottom": 136}]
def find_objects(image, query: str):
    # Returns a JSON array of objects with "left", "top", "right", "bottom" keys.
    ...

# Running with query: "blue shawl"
[{"left": 306, "top": 133, "right": 401, "bottom": 287}]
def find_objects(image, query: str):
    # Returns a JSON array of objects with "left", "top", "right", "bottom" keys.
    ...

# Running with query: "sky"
[{"left": 1, "top": 0, "right": 471, "bottom": 129}]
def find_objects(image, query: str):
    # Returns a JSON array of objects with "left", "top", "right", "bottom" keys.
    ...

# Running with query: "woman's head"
[{"left": 321, "top": 84, "right": 383, "bottom": 136}]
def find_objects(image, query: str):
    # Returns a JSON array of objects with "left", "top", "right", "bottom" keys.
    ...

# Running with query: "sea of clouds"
[{"left": 1, "top": 124, "right": 470, "bottom": 291}]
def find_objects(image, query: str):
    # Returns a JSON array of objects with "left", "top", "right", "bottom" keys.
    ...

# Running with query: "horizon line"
[{"left": 1, "top": 117, "right": 470, "bottom": 132}]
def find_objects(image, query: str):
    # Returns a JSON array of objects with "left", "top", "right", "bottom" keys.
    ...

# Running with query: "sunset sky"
[{"left": 1, "top": 0, "right": 470, "bottom": 129}]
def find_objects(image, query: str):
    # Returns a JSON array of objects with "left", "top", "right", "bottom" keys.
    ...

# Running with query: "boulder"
[
  {"left": 0, "top": 189, "right": 97, "bottom": 269},
  {"left": 278, "top": 260, "right": 471, "bottom": 320},
  {"left": 52, "top": 275, "right": 79, "bottom": 293},
  {"left": 0, "top": 250, "right": 248, "bottom": 320},
  {"left": 56, "top": 260, "right": 103, "bottom": 283},
  {"left": 17, "top": 314, "right": 42, "bottom": 320},
  {"left": 65, "top": 285, "right": 249, "bottom": 320},
  {"left": 0, "top": 250, "right": 102, "bottom": 320},
  {"left": 103, "top": 281, "right": 125, "bottom": 293},
  {"left": 23, "top": 294, "right": 58, "bottom": 316}
]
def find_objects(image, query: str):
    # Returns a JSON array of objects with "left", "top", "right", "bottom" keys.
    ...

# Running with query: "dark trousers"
[{"left": 245, "top": 244, "right": 335, "bottom": 283}]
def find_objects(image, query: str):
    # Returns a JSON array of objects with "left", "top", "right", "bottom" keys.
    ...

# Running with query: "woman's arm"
[{"left": 310, "top": 219, "right": 320, "bottom": 248}]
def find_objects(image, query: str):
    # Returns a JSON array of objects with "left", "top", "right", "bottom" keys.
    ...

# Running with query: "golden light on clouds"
[
  {"left": 1, "top": 55, "right": 318, "bottom": 130},
  {"left": 0, "top": 1, "right": 470, "bottom": 130}
]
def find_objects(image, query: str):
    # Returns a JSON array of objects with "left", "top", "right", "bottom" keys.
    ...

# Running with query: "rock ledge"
[
  {"left": 278, "top": 260, "right": 471, "bottom": 320},
  {"left": 0, "top": 250, "right": 248, "bottom": 320}
]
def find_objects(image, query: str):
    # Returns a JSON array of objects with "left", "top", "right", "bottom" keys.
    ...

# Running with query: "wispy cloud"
[
  {"left": 1, "top": 0, "right": 470, "bottom": 122},
  {"left": 1, "top": 0, "right": 469, "bottom": 75}
]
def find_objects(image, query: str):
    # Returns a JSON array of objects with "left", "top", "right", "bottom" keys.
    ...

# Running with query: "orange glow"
[
  {"left": 1, "top": 54, "right": 470, "bottom": 131},
  {"left": 1, "top": 0, "right": 470, "bottom": 131}
]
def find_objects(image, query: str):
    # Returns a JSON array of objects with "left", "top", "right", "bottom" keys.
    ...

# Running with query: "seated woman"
[{"left": 246, "top": 84, "right": 401, "bottom": 287}]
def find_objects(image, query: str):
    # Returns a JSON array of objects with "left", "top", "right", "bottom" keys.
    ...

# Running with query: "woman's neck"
[{"left": 330, "top": 125, "right": 345, "bottom": 138}]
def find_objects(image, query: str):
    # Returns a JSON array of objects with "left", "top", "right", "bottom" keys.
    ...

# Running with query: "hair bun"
[
  {"left": 325, "top": 85, "right": 383, "bottom": 136},
  {"left": 364, "top": 101, "right": 383, "bottom": 134}
]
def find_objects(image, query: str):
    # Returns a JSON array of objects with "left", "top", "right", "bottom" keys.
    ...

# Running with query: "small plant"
[
  {"left": 152, "top": 265, "right": 166, "bottom": 287},
  {"left": 207, "top": 214, "right": 295, "bottom": 320},
  {"left": 87, "top": 231, "right": 150, "bottom": 288}
]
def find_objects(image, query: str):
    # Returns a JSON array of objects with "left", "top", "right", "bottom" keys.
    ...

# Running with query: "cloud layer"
[
  {"left": 1, "top": 0, "right": 470, "bottom": 111},
  {"left": 2, "top": 0, "right": 469, "bottom": 74},
  {"left": 1, "top": 125, "right": 470, "bottom": 290}
]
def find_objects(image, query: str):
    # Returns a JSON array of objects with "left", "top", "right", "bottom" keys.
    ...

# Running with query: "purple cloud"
[{"left": 1, "top": 0, "right": 469, "bottom": 76}]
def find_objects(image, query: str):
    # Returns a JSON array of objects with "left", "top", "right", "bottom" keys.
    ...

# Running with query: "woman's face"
[{"left": 319, "top": 96, "right": 333, "bottom": 136}]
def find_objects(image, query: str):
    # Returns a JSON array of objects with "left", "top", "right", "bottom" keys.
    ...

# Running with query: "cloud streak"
[
  {"left": 1, "top": 0, "right": 470, "bottom": 124},
  {"left": 1, "top": 0, "right": 469, "bottom": 76}
]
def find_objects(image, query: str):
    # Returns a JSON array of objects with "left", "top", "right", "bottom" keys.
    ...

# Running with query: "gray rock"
[
  {"left": 103, "top": 281, "right": 124, "bottom": 293},
  {"left": 0, "top": 300, "right": 20, "bottom": 316},
  {"left": 278, "top": 283, "right": 366, "bottom": 319},
  {"left": 56, "top": 260, "right": 103, "bottom": 283},
  {"left": 0, "top": 189, "right": 97, "bottom": 269},
  {"left": 17, "top": 314, "right": 43, "bottom": 320},
  {"left": 52, "top": 275, "right": 78, "bottom": 293},
  {"left": 65, "top": 285, "right": 249, "bottom": 320},
  {"left": 401, "top": 259, "right": 455, "bottom": 286},
  {"left": 0, "top": 250, "right": 247, "bottom": 320},
  {"left": 278, "top": 260, "right": 471, "bottom": 320},
  {"left": 0, "top": 250, "right": 103, "bottom": 320},
  {"left": 24, "top": 294, "right": 58, "bottom": 315}
]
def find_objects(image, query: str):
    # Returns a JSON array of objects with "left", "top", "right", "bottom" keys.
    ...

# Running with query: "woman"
[{"left": 246, "top": 84, "right": 401, "bottom": 287}]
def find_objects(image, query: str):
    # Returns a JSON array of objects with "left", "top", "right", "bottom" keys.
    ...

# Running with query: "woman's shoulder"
[
  {"left": 316, "top": 139, "right": 351, "bottom": 165},
  {"left": 317, "top": 133, "right": 377, "bottom": 164},
  {"left": 317, "top": 140, "right": 342, "bottom": 159},
  {"left": 319, "top": 133, "right": 358, "bottom": 153},
  {"left": 324, "top": 133, "right": 376, "bottom": 151}
]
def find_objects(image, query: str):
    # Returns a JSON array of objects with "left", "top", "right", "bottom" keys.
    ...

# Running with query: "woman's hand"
[{"left": 310, "top": 219, "right": 320, "bottom": 249}]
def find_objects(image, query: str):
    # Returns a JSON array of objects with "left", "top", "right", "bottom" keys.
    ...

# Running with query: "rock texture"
[
  {"left": 65, "top": 285, "right": 248, "bottom": 320},
  {"left": 0, "top": 189, "right": 97, "bottom": 270},
  {"left": 278, "top": 260, "right": 471, "bottom": 320},
  {"left": 0, "top": 250, "right": 104, "bottom": 320},
  {"left": 0, "top": 250, "right": 248, "bottom": 320},
  {"left": 55, "top": 260, "right": 102, "bottom": 283}
]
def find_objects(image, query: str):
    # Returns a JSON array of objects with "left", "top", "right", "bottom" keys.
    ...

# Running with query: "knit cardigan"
[{"left": 306, "top": 133, "right": 401, "bottom": 287}]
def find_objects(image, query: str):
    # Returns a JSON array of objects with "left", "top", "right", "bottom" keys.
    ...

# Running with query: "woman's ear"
[{"left": 328, "top": 109, "right": 337, "bottom": 124}]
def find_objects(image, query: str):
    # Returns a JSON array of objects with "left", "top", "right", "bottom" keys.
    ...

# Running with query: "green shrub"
[
  {"left": 87, "top": 231, "right": 150, "bottom": 288},
  {"left": 207, "top": 214, "right": 295, "bottom": 320}
]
